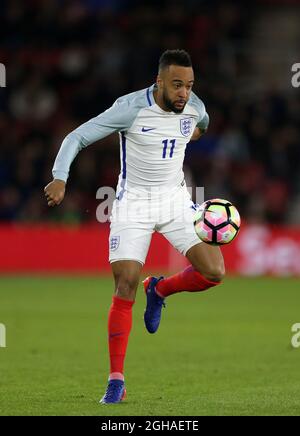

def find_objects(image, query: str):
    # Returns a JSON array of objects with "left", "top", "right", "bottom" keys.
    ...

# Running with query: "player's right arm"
[
  {"left": 44, "top": 179, "right": 66, "bottom": 207},
  {"left": 44, "top": 96, "right": 136, "bottom": 207}
]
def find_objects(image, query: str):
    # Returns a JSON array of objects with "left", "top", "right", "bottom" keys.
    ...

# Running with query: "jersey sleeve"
[
  {"left": 196, "top": 111, "right": 209, "bottom": 133},
  {"left": 52, "top": 97, "right": 137, "bottom": 182},
  {"left": 189, "top": 92, "right": 209, "bottom": 134}
]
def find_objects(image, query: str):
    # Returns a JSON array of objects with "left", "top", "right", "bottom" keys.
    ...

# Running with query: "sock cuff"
[
  {"left": 193, "top": 268, "right": 221, "bottom": 287},
  {"left": 112, "top": 295, "right": 135, "bottom": 309}
]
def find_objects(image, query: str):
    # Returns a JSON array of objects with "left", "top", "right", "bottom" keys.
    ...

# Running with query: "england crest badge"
[
  {"left": 180, "top": 118, "right": 193, "bottom": 137},
  {"left": 110, "top": 236, "right": 120, "bottom": 251}
]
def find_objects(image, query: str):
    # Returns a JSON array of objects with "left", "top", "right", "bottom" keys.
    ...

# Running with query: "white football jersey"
[{"left": 52, "top": 84, "right": 209, "bottom": 195}]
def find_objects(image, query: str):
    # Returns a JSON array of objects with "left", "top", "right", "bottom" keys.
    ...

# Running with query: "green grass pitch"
[{"left": 0, "top": 275, "right": 300, "bottom": 416}]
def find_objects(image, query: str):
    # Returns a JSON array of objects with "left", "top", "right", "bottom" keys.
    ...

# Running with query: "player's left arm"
[
  {"left": 191, "top": 112, "right": 209, "bottom": 141},
  {"left": 191, "top": 127, "right": 204, "bottom": 141}
]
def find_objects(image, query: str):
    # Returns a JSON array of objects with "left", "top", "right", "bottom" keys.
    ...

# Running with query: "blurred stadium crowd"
[{"left": 0, "top": 0, "right": 299, "bottom": 224}]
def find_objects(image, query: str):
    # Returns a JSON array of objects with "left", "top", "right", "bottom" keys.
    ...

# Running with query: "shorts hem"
[
  {"left": 109, "top": 258, "right": 145, "bottom": 266},
  {"left": 183, "top": 239, "right": 203, "bottom": 257}
]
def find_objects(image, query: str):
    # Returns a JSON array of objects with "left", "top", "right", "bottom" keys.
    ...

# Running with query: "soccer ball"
[{"left": 194, "top": 199, "right": 241, "bottom": 245}]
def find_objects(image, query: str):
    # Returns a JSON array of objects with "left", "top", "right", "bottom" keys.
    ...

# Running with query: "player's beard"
[{"left": 162, "top": 89, "right": 186, "bottom": 113}]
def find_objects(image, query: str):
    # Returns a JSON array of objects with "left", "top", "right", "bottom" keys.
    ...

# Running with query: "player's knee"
[
  {"left": 115, "top": 273, "right": 139, "bottom": 299},
  {"left": 199, "top": 262, "right": 226, "bottom": 283}
]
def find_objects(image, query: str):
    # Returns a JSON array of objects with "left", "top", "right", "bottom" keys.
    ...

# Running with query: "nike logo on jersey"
[{"left": 141, "top": 127, "right": 156, "bottom": 132}]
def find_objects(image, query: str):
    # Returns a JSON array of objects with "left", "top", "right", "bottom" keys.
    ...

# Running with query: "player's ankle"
[
  {"left": 155, "top": 280, "right": 165, "bottom": 298},
  {"left": 109, "top": 372, "right": 124, "bottom": 381}
]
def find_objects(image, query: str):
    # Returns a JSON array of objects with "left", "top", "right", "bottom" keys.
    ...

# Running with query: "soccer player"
[{"left": 44, "top": 50, "right": 225, "bottom": 404}]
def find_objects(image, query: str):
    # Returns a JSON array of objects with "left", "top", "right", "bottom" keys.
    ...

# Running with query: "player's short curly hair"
[{"left": 158, "top": 49, "right": 192, "bottom": 72}]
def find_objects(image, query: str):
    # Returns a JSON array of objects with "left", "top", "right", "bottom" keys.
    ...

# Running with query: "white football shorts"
[{"left": 109, "top": 183, "right": 202, "bottom": 265}]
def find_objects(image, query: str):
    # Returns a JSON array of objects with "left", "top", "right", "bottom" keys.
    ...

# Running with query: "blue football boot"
[
  {"left": 100, "top": 379, "right": 126, "bottom": 404},
  {"left": 143, "top": 276, "right": 166, "bottom": 334}
]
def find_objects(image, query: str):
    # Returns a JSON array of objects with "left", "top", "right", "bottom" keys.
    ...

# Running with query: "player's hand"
[{"left": 44, "top": 179, "right": 66, "bottom": 207}]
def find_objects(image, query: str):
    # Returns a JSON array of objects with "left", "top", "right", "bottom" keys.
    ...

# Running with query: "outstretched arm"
[
  {"left": 52, "top": 99, "right": 133, "bottom": 183},
  {"left": 44, "top": 97, "right": 134, "bottom": 207},
  {"left": 44, "top": 179, "right": 66, "bottom": 207}
]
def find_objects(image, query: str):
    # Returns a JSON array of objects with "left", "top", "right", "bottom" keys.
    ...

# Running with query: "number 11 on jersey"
[{"left": 162, "top": 139, "right": 176, "bottom": 159}]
